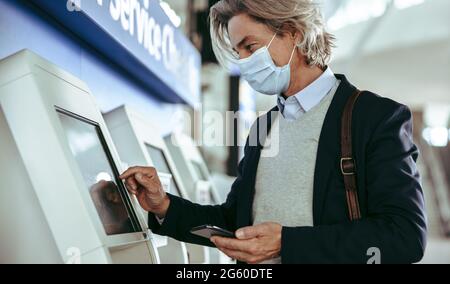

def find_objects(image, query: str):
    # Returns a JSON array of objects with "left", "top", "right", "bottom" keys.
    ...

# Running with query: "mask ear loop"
[
  {"left": 267, "top": 33, "right": 278, "bottom": 48},
  {"left": 268, "top": 33, "right": 297, "bottom": 65},
  {"left": 287, "top": 42, "right": 298, "bottom": 65}
]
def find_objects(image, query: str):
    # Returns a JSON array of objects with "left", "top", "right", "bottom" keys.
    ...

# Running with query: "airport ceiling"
[
  {"left": 162, "top": 0, "right": 346, "bottom": 24},
  {"left": 161, "top": 0, "right": 449, "bottom": 107}
]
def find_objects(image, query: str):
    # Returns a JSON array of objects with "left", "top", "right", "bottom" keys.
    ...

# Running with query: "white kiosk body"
[
  {"left": 164, "top": 133, "right": 223, "bottom": 205},
  {"left": 103, "top": 106, "right": 209, "bottom": 264},
  {"left": 0, "top": 50, "right": 159, "bottom": 264},
  {"left": 164, "top": 133, "right": 234, "bottom": 264}
]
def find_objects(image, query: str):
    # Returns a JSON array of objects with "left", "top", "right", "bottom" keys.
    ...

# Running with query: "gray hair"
[{"left": 209, "top": 0, "right": 335, "bottom": 68}]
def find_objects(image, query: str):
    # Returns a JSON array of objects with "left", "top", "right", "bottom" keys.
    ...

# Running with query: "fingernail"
[
  {"left": 136, "top": 173, "right": 143, "bottom": 180},
  {"left": 236, "top": 230, "right": 244, "bottom": 239},
  {"left": 132, "top": 185, "right": 137, "bottom": 190}
]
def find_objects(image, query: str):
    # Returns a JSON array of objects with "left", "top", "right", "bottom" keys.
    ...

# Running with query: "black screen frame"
[{"left": 56, "top": 106, "right": 143, "bottom": 235}]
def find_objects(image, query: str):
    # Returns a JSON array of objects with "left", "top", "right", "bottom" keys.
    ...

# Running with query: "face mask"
[{"left": 237, "top": 33, "right": 297, "bottom": 96}]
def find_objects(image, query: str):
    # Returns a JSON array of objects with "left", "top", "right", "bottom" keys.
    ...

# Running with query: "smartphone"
[{"left": 190, "top": 225, "right": 235, "bottom": 239}]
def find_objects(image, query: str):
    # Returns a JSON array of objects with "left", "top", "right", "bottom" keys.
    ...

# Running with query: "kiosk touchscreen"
[
  {"left": 103, "top": 106, "right": 208, "bottom": 264},
  {"left": 0, "top": 50, "right": 159, "bottom": 264},
  {"left": 57, "top": 110, "right": 139, "bottom": 236}
]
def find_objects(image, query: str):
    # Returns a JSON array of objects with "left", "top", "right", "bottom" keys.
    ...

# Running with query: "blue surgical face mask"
[{"left": 237, "top": 33, "right": 297, "bottom": 96}]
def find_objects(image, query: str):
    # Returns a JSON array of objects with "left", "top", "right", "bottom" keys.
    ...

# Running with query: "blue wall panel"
[{"left": 0, "top": 0, "right": 180, "bottom": 132}]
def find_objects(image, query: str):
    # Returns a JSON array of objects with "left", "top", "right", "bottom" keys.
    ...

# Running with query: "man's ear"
[
  {"left": 290, "top": 30, "right": 297, "bottom": 39},
  {"left": 281, "top": 28, "right": 301, "bottom": 47},
  {"left": 291, "top": 31, "right": 302, "bottom": 44},
  {"left": 280, "top": 23, "right": 299, "bottom": 39}
]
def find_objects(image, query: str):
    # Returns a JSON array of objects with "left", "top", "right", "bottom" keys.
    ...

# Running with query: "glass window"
[{"left": 57, "top": 110, "right": 140, "bottom": 236}]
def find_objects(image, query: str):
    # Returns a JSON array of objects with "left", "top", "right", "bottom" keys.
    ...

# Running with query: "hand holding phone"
[{"left": 190, "top": 225, "right": 235, "bottom": 239}]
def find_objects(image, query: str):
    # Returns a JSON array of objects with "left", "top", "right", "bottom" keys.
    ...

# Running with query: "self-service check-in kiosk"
[
  {"left": 164, "top": 133, "right": 223, "bottom": 205},
  {"left": 164, "top": 133, "right": 233, "bottom": 264},
  {"left": 103, "top": 106, "right": 209, "bottom": 264},
  {"left": 0, "top": 50, "right": 159, "bottom": 264}
]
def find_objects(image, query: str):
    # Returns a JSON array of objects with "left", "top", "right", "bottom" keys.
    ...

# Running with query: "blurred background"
[{"left": 160, "top": 0, "right": 450, "bottom": 263}]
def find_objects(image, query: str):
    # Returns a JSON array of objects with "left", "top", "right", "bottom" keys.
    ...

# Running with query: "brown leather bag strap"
[{"left": 341, "top": 90, "right": 362, "bottom": 221}]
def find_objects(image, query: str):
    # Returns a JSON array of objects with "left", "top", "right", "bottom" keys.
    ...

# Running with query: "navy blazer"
[{"left": 149, "top": 74, "right": 427, "bottom": 264}]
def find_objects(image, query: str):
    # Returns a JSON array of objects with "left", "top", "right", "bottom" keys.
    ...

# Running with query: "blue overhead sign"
[{"left": 29, "top": 0, "right": 201, "bottom": 105}]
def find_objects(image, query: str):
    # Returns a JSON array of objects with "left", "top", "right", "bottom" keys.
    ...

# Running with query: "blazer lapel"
[{"left": 313, "top": 74, "right": 358, "bottom": 225}]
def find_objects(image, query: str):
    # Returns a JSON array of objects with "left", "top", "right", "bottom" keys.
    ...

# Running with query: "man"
[{"left": 120, "top": 0, "right": 427, "bottom": 264}]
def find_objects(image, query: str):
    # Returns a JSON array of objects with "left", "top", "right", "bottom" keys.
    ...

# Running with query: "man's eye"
[{"left": 246, "top": 44, "right": 257, "bottom": 52}]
